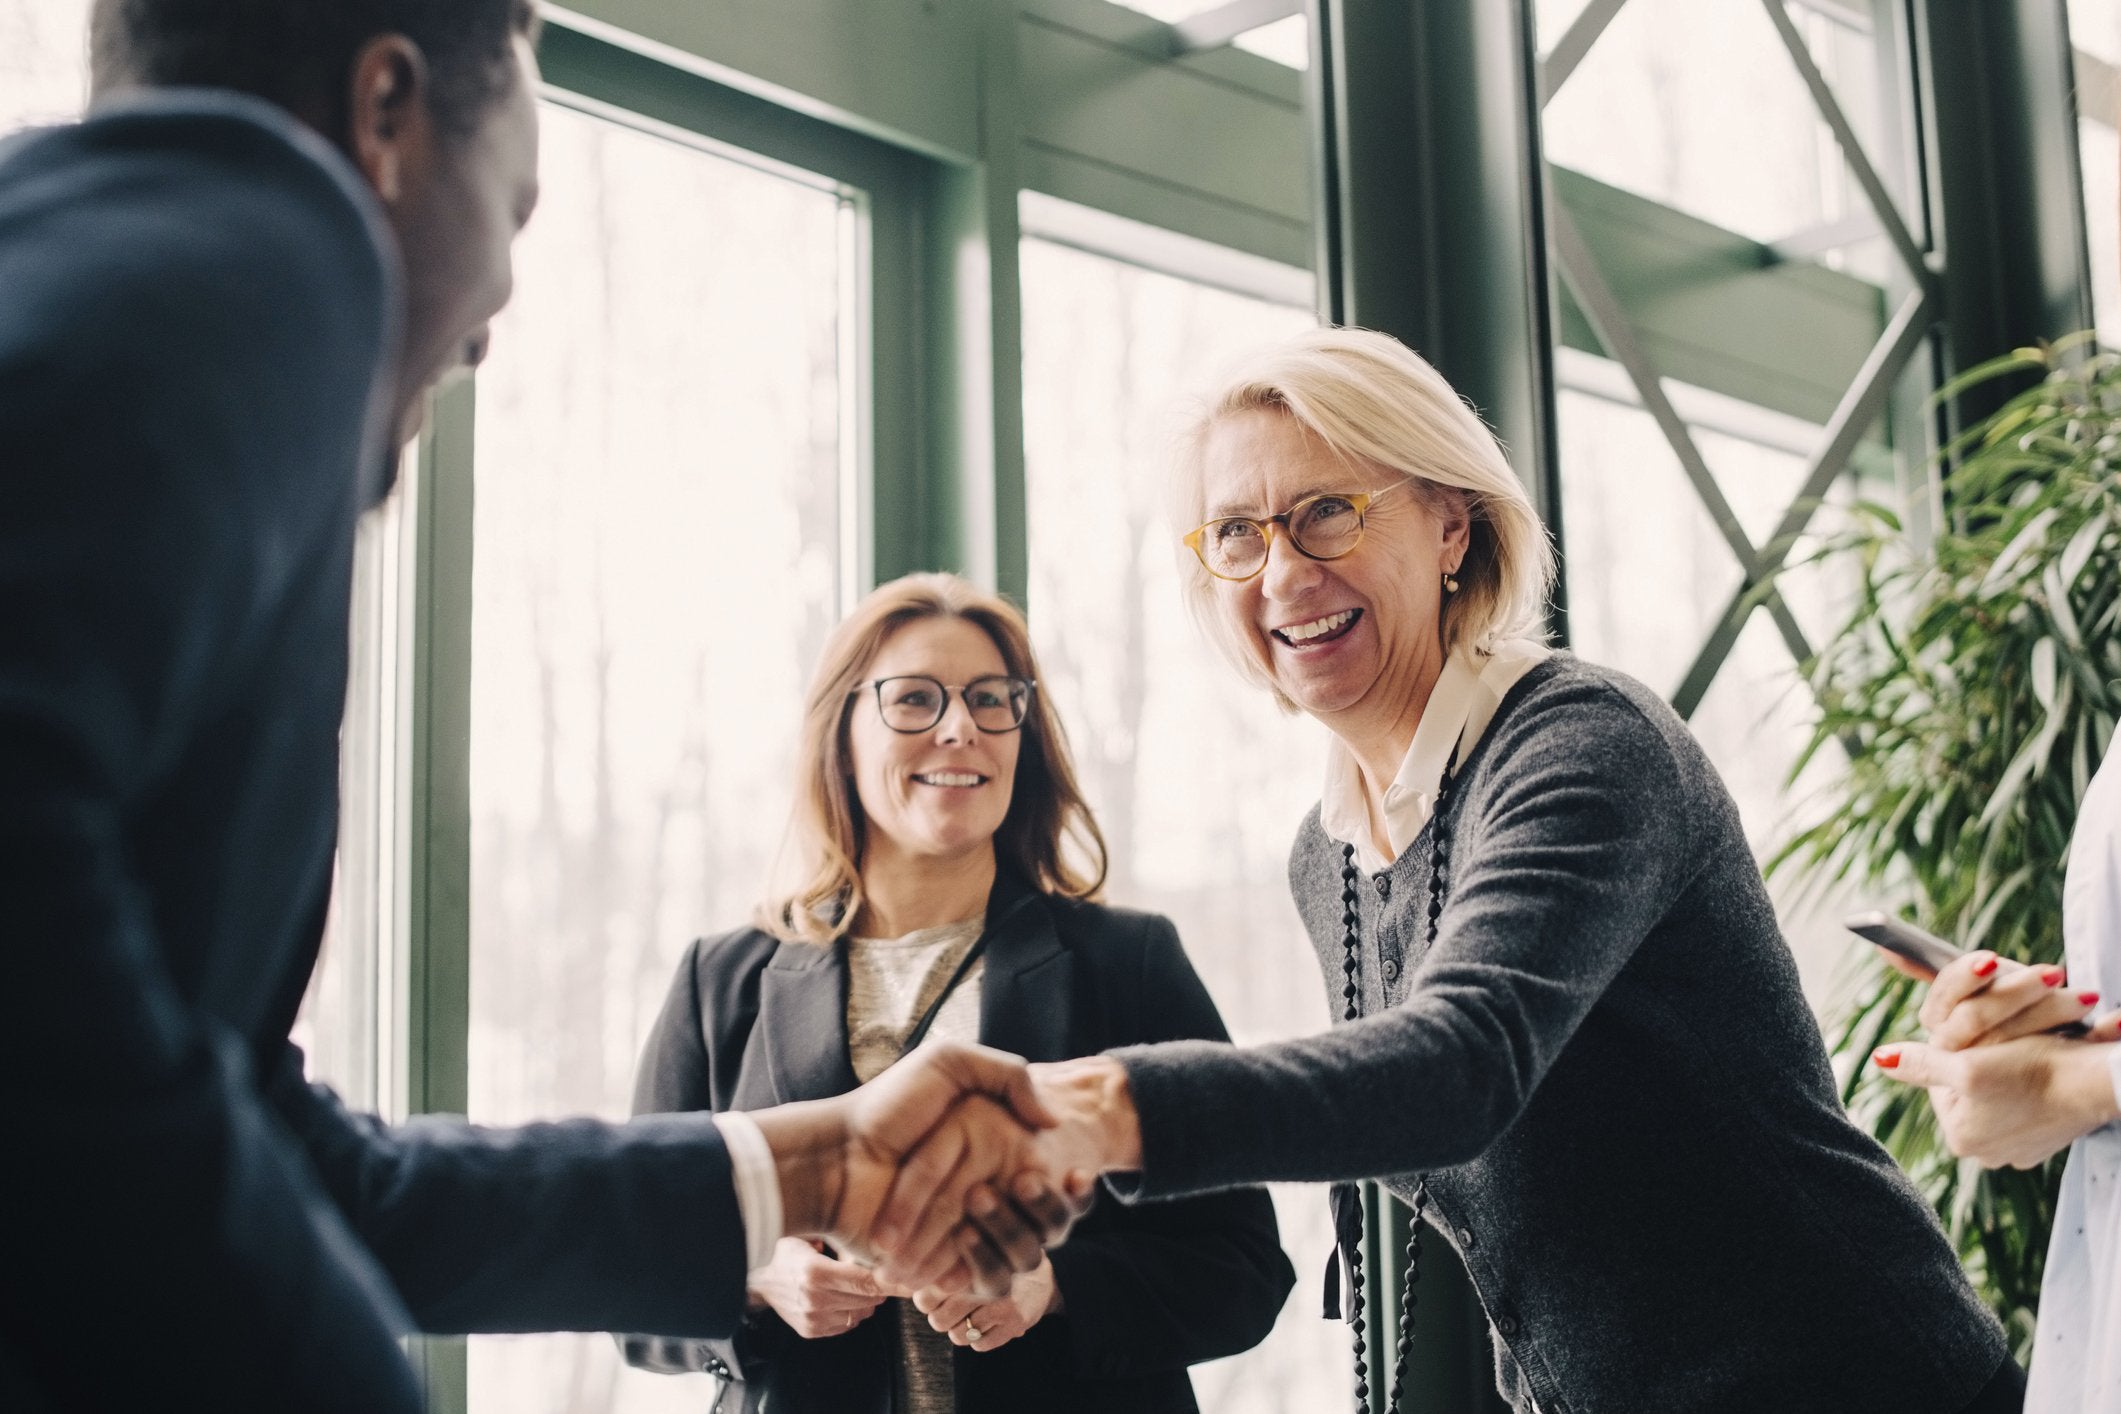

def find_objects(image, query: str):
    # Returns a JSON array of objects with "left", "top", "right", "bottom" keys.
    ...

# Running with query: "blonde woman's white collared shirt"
[
  {"left": 1320, "top": 639, "right": 1551, "bottom": 874},
  {"left": 2024, "top": 744, "right": 2121, "bottom": 1413}
]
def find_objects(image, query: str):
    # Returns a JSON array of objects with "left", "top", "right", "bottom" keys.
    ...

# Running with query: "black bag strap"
[
  {"left": 896, "top": 891, "right": 1035, "bottom": 1057},
  {"left": 1331, "top": 757, "right": 1457, "bottom": 1414}
]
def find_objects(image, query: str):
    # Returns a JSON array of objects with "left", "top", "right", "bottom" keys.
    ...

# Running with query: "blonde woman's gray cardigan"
[{"left": 1109, "top": 655, "right": 2006, "bottom": 1414}]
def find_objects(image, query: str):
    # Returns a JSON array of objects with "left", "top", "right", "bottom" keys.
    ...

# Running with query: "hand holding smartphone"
[
  {"left": 1844, "top": 910, "right": 1961, "bottom": 978},
  {"left": 1844, "top": 909, "right": 2090, "bottom": 1038}
]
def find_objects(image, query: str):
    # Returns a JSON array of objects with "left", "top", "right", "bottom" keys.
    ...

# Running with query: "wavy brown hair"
[{"left": 760, "top": 572, "right": 1108, "bottom": 944}]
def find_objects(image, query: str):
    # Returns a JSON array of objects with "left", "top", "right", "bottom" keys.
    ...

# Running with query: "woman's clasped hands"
[
  {"left": 747, "top": 1237, "right": 889, "bottom": 1339},
  {"left": 1872, "top": 951, "right": 2121, "bottom": 1169},
  {"left": 746, "top": 1235, "right": 1066, "bottom": 1355},
  {"left": 913, "top": 1253, "right": 1062, "bottom": 1352}
]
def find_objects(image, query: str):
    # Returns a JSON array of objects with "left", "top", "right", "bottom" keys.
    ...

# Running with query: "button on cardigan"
[{"left": 1111, "top": 654, "right": 2007, "bottom": 1412}]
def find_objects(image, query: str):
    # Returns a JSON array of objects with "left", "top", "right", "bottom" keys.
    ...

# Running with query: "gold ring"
[{"left": 964, "top": 1319, "right": 983, "bottom": 1343}]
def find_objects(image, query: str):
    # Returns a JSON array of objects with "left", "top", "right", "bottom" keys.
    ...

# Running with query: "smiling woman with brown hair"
[{"left": 624, "top": 571, "right": 1293, "bottom": 1414}]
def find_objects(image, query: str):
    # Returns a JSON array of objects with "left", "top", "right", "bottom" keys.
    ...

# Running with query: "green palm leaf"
[{"left": 1774, "top": 340, "right": 2121, "bottom": 1354}]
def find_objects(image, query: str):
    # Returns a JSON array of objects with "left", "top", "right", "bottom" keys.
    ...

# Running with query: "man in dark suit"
[{"left": 0, "top": 3, "right": 1072, "bottom": 1410}]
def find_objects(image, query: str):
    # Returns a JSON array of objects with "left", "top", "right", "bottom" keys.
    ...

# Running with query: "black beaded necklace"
[{"left": 1337, "top": 758, "right": 1455, "bottom": 1414}]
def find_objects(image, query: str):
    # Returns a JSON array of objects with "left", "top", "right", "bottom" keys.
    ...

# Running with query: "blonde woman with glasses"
[
  {"left": 623, "top": 572, "right": 1292, "bottom": 1414},
  {"left": 910, "top": 328, "right": 2023, "bottom": 1413}
]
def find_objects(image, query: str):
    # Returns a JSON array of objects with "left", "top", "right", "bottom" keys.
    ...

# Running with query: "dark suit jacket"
[
  {"left": 0, "top": 92, "right": 746, "bottom": 1413},
  {"left": 626, "top": 879, "right": 1296, "bottom": 1414}
]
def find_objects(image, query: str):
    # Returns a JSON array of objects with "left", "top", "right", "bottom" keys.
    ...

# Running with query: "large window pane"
[
  {"left": 1540, "top": 0, "right": 1894, "bottom": 278},
  {"left": 2072, "top": 0, "right": 2120, "bottom": 64},
  {"left": 0, "top": 0, "right": 89, "bottom": 137},
  {"left": 1555, "top": 353, "right": 1859, "bottom": 1004},
  {"left": 1536, "top": 0, "right": 1914, "bottom": 1016},
  {"left": 2069, "top": 0, "right": 2119, "bottom": 343},
  {"left": 1020, "top": 236, "right": 1342, "bottom": 1413},
  {"left": 465, "top": 100, "right": 848, "bottom": 1414},
  {"left": 293, "top": 494, "right": 409, "bottom": 1114},
  {"left": 2083, "top": 117, "right": 2119, "bottom": 344}
]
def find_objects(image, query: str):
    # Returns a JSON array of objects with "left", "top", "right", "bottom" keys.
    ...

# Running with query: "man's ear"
[{"left": 346, "top": 34, "right": 433, "bottom": 206}]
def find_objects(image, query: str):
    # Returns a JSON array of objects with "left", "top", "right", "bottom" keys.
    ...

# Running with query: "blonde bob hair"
[
  {"left": 759, "top": 572, "right": 1108, "bottom": 944},
  {"left": 1173, "top": 326, "right": 1556, "bottom": 707}
]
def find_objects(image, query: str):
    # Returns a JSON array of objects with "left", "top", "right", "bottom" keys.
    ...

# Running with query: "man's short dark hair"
[{"left": 91, "top": 0, "right": 541, "bottom": 137}]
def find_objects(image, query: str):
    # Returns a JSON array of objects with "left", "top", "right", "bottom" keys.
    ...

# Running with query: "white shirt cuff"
[
  {"left": 2107, "top": 1044, "right": 2121, "bottom": 1124},
  {"left": 713, "top": 1111, "right": 783, "bottom": 1275}
]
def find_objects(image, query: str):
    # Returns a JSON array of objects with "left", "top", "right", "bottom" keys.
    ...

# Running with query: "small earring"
[{"left": 1442, "top": 571, "right": 1460, "bottom": 595}]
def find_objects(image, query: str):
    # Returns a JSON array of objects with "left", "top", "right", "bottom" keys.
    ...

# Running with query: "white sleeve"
[
  {"left": 712, "top": 1110, "right": 784, "bottom": 1274},
  {"left": 2065, "top": 754, "right": 2121, "bottom": 1126}
]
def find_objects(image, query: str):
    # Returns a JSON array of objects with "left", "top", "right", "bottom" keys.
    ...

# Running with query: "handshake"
[{"left": 744, "top": 1041, "right": 1144, "bottom": 1300}]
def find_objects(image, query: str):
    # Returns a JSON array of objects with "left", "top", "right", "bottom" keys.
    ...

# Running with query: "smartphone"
[
  {"left": 1845, "top": 910, "right": 1961, "bottom": 976},
  {"left": 1846, "top": 909, "right": 2091, "bottom": 1036}
]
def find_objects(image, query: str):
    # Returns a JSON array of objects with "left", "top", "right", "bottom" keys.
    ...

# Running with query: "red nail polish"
[
  {"left": 1972, "top": 955, "right": 1999, "bottom": 977},
  {"left": 1873, "top": 1047, "right": 1901, "bottom": 1069},
  {"left": 2042, "top": 966, "right": 2066, "bottom": 987},
  {"left": 2081, "top": 992, "right": 2101, "bottom": 1007}
]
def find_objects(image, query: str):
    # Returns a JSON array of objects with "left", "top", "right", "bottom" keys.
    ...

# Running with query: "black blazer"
[
  {"left": 626, "top": 879, "right": 1296, "bottom": 1414},
  {"left": 0, "top": 95, "right": 748, "bottom": 1413}
]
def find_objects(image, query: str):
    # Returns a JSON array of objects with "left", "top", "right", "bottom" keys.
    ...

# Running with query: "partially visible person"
[
  {"left": 927, "top": 326, "right": 2023, "bottom": 1412},
  {"left": 1866, "top": 120, "right": 2121, "bottom": 1413},
  {"left": 626, "top": 573, "right": 1293, "bottom": 1414},
  {"left": 1873, "top": 745, "right": 2121, "bottom": 1410},
  {"left": 0, "top": 5, "right": 1070, "bottom": 1410}
]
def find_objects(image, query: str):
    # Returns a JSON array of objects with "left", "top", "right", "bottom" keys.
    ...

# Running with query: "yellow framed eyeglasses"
[{"left": 1182, "top": 490, "right": 1379, "bottom": 582}]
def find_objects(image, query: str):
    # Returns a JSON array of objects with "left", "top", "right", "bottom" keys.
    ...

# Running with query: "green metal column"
[
  {"left": 402, "top": 382, "right": 475, "bottom": 1136},
  {"left": 1306, "top": 1, "right": 1553, "bottom": 1409},
  {"left": 901, "top": 0, "right": 1030, "bottom": 602},
  {"left": 1307, "top": 0, "right": 1562, "bottom": 580},
  {"left": 401, "top": 381, "right": 477, "bottom": 1414},
  {"left": 1917, "top": 0, "right": 2093, "bottom": 426}
]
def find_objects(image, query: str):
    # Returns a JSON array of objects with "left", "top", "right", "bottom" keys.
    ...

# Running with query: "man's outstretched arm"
[{"left": 276, "top": 1037, "right": 1087, "bottom": 1340}]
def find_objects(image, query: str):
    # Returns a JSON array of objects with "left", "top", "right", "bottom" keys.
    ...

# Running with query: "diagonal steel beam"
[
  {"left": 1169, "top": 0, "right": 1302, "bottom": 56},
  {"left": 1550, "top": 203, "right": 1820, "bottom": 673},
  {"left": 1672, "top": 285, "right": 1932, "bottom": 718},
  {"left": 1763, "top": 596, "right": 1818, "bottom": 672},
  {"left": 1539, "top": 0, "right": 1630, "bottom": 107},
  {"left": 1550, "top": 205, "right": 1754, "bottom": 566},
  {"left": 1759, "top": 0, "right": 1933, "bottom": 292}
]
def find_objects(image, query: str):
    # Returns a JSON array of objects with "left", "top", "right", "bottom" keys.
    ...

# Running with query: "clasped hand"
[
  {"left": 750, "top": 1040, "right": 1103, "bottom": 1302},
  {"left": 748, "top": 1236, "right": 1061, "bottom": 1353},
  {"left": 1872, "top": 951, "right": 2121, "bottom": 1169}
]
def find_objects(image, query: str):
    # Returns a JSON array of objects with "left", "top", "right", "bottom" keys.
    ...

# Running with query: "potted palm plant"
[{"left": 1774, "top": 335, "right": 2121, "bottom": 1350}]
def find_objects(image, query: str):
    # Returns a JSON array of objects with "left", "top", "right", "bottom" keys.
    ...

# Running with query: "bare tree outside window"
[
  {"left": 2067, "top": 0, "right": 2119, "bottom": 343},
  {"left": 0, "top": 0, "right": 90, "bottom": 135},
  {"left": 1020, "top": 235, "right": 1346, "bottom": 1414},
  {"left": 464, "top": 101, "right": 846, "bottom": 1414}
]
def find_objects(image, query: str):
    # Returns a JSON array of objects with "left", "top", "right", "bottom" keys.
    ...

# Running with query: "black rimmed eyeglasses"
[{"left": 852, "top": 675, "right": 1036, "bottom": 734}]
